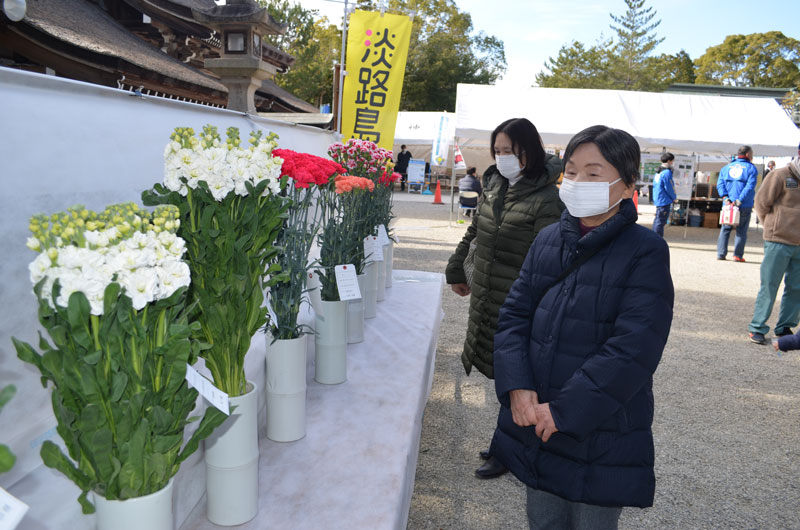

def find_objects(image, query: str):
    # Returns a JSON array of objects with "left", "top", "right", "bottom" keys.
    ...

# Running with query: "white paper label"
[
  {"left": 334, "top": 264, "right": 361, "bottom": 301},
  {"left": 364, "top": 236, "right": 384, "bottom": 262},
  {"left": 185, "top": 364, "right": 230, "bottom": 415},
  {"left": 0, "top": 487, "right": 28, "bottom": 530},
  {"left": 377, "top": 225, "right": 391, "bottom": 246}
]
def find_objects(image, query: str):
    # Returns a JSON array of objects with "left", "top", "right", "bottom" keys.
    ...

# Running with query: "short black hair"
[
  {"left": 466, "top": 167, "right": 477, "bottom": 175},
  {"left": 661, "top": 152, "right": 675, "bottom": 163},
  {"left": 490, "top": 118, "right": 546, "bottom": 178},
  {"left": 738, "top": 145, "right": 752, "bottom": 157},
  {"left": 401, "top": 144, "right": 407, "bottom": 150},
  {"left": 563, "top": 125, "right": 640, "bottom": 186}
]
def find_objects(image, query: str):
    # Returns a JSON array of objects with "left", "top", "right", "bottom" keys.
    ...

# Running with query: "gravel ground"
[{"left": 390, "top": 192, "right": 800, "bottom": 530}]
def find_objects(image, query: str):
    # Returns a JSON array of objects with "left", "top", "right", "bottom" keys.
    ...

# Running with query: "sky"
[{"left": 299, "top": 0, "right": 800, "bottom": 87}]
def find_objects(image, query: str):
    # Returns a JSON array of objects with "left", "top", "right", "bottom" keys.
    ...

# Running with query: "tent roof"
[{"left": 455, "top": 84, "right": 800, "bottom": 156}]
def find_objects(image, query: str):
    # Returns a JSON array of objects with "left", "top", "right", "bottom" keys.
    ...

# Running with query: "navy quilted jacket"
[{"left": 491, "top": 199, "right": 673, "bottom": 508}]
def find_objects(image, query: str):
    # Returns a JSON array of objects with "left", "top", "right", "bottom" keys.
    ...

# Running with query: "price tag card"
[
  {"left": 364, "top": 236, "right": 384, "bottom": 262},
  {"left": 377, "top": 224, "right": 391, "bottom": 246},
  {"left": 0, "top": 487, "right": 28, "bottom": 530},
  {"left": 334, "top": 264, "right": 361, "bottom": 300},
  {"left": 185, "top": 364, "right": 230, "bottom": 415}
]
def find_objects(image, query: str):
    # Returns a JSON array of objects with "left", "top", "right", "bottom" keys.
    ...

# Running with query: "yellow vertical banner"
[{"left": 341, "top": 10, "right": 412, "bottom": 150}]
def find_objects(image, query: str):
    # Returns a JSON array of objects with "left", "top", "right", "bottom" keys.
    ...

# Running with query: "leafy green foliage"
[
  {"left": 13, "top": 284, "right": 227, "bottom": 512},
  {"left": 694, "top": 32, "right": 800, "bottom": 88},
  {"left": 0, "top": 385, "right": 16, "bottom": 474},
  {"left": 537, "top": 0, "right": 694, "bottom": 92},
  {"left": 143, "top": 172, "right": 287, "bottom": 396}
]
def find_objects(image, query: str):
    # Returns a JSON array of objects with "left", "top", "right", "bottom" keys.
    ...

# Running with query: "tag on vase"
[
  {"left": 364, "top": 236, "right": 384, "bottom": 262},
  {"left": 377, "top": 225, "right": 391, "bottom": 246},
  {"left": 0, "top": 487, "right": 28, "bottom": 530},
  {"left": 185, "top": 364, "right": 230, "bottom": 415},
  {"left": 334, "top": 264, "right": 361, "bottom": 301}
]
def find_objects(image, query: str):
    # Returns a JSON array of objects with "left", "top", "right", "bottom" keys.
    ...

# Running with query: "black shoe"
[
  {"left": 775, "top": 328, "right": 794, "bottom": 337},
  {"left": 749, "top": 332, "right": 767, "bottom": 345},
  {"left": 479, "top": 449, "right": 490, "bottom": 461},
  {"left": 475, "top": 456, "right": 508, "bottom": 479},
  {"left": 717, "top": 256, "right": 726, "bottom": 261}
]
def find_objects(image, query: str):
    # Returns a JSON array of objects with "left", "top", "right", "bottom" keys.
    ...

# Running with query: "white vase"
[
  {"left": 385, "top": 241, "right": 394, "bottom": 288},
  {"left": 204, "top": 381, "right": 259, "bottom": 526},
  {"left": 376, "top": 244, "right": 388, "bottom": 301},
  {"left": 363, "top": 261, "right": 378, "bottom": 319},
  {"left": 347, "top": 274, "right": 365, "bottom": 344},
  {"left": 265, "top": 336, "right": 307, "bottom": 442},
  {"left": 315, "top": 300, "right": 347, "bottom": 384},
  {"left": 93, "top": 479, "right": 174, "bottom": 530}
]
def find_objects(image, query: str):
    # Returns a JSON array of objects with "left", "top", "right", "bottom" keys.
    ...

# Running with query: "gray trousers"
[{"left": 527, "top": 487, "right": 622, "bottom": 530}]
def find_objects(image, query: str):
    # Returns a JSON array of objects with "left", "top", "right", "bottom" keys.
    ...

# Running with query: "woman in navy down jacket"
[{"left": 492, "top": 126, "right": 674, "bottom": 529}]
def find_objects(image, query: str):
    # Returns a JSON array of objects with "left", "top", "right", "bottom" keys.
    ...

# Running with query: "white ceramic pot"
[
  {"left": 376, "top": 244, "right": 387, "bottom": 302},
  {"left": 93, "top": 479, "right": 174, "bottom": 530},
  {"left": 363, "top": 261, "right": 378, "bottom": 319},
  {"left": 315, "top": 300, "right": 347, "bottom": 384},
  {"left": 204, "top": 381, "right": 259, "bottom": 526},
  {"left": 346, "top": 274, "right": 365, "bottom": 344},
  {"left": 265, "top": 336, "right": 307, "bottom": 442},
  {"left": 385, "top": 241, "right": 394, "bottom": 288}
]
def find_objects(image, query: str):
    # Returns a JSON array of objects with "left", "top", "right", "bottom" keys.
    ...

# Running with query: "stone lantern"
[{"left": 192, "top": 0, "right": 285, "bottom": 113}]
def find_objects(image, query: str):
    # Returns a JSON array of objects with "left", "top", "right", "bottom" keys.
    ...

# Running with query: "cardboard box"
[{"left": 703, "top": 211, "right": 719, "bottom": 228}]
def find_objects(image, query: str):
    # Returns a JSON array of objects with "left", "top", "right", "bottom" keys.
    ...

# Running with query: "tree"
[
  {"left": 607, "top": 0, "right": 664, "bottom": 90},
  {"left": 694, "top": 32, "right": 800, "bottom": 88},
  {"left": 536, "top": 0, "right": 672, "bottom": 91},
  {"left": 535, "top": 39, "right": 615, "bottom": 89},
  {"left": 261, "top": 2, "right": 340, "bottom": 108}
]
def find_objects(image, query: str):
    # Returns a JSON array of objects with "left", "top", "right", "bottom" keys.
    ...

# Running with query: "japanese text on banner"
[{"left": 342, "top": 10, "right": 412, "bottom": 150}]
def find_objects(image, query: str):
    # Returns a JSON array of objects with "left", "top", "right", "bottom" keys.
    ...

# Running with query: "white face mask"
[
  {"left": 496, "top": 154, "right": 523, "bottom": 184},
  {"left": 559, "top": 178, "right": 623, "bottom": 218}
]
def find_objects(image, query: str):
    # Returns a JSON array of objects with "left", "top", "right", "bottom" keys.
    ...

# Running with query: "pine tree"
[{"left": 608, "top": 0, "right": 664, "bottom": 90}]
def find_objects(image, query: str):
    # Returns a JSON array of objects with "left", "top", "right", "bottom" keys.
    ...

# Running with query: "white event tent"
[{"left": 454, "top": 84, "right": 800, "bottom": 157}]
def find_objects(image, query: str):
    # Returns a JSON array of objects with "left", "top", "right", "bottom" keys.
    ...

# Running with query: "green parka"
[{"left": 445, "top": 155, "right": 564, "bottom": 378}]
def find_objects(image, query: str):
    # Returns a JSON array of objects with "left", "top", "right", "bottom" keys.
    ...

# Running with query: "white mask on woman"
[
  {"left": 496, "top": 154, "right": 523, "bottom": 185},
  {"left": 559, "top": 178, "right": 623, "bottom": 218}
]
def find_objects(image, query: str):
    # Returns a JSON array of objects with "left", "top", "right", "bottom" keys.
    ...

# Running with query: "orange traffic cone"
[
  {"left": 432, "top": 180, "right": 444, "bottom": 205},
  {"left": 633, "top": 189, "right": 639, "bottom": 212}
]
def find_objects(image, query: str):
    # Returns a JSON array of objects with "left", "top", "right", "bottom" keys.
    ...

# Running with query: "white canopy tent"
[{"left": 455, "top": 84, "right": 800, "bottom": 157}]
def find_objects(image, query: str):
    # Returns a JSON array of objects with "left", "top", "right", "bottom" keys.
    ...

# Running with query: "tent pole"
[{"left": 449, "top": 137, "right": 457, "bottom": 227}]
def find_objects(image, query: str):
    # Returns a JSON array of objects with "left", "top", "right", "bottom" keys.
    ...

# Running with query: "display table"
[{"left": 9, "top": 270, "right": 444, "bottom": 530}]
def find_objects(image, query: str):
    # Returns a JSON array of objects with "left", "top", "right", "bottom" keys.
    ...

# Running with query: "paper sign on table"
[
  {"left": 0, "top": 487, "right": 28, "bottom": 530},
  {"left": 185, "top": 364, "right": 230, "bottom": 415},
  {"left": 334, "top": 264, "right": 361, "bottom": 301},
  {"left": 377, "top": 225, "right": 391, "bottom": 246}
]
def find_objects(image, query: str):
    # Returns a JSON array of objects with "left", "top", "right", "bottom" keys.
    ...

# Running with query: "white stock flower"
[
  {"left": 29, "top": 253, "right": 53, "bottom": 284},
  {"left": 117, "top": 267, "right": 159, "bottom": 310},
  {"left": 156, "top": 259, "right": 191, "bottom": 298}
]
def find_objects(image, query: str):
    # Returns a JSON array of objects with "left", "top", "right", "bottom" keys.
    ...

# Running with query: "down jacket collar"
[
  {"left": 561, "top": 198, "right": 638, "bottom": 253},
  {"left": 486, "top": 153, "right": 563, "bottom": 196}
]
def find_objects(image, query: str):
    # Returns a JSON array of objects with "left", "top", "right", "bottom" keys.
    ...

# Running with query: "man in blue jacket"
[
  {"left": 716, "top": 145, "right": 758, "bottom": 262},
  {"left": 652, "top": 152, "right": 677, "bottom": 237}
]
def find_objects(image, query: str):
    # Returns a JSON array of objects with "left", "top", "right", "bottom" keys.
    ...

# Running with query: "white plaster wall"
[{"left": 0, "top": 67, "right": 340, "bottom": 490}]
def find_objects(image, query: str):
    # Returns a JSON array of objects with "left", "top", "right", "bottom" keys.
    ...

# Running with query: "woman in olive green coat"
[{"left": 446, "top": 117, "right": 564, "bottom": 478}]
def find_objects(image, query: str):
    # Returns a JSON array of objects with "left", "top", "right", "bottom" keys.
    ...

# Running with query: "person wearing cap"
[
  {"left": 747, "top": 145, "right": 800, "bottom": 345},
  {"left": 716, "top": 145, "right": 758, "bottom": 262}
]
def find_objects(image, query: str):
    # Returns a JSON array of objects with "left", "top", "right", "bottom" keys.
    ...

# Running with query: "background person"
[
  {"left": 394, "top": 144, "right": 412, "bottom": 191},
  {"left": 652, "top": 152, "right": 677, "bottom": 237},
  {"left": 445, "top": 117, "right": 564, "bottom": 479},
  {"left": 765, "top": 160, "right": 776, "bottom": 177},
  {"left": 458, "top": 167, "right": 482, "bottom": 216},
  {"left": 747, "top": 153, "right": 800, "bottom": 345},
  {"left": 492, "top": 125, "right": 674, "bottom": 530},
  {"left": 716, "top": 145, "right": 758, "bottom": 262}
]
